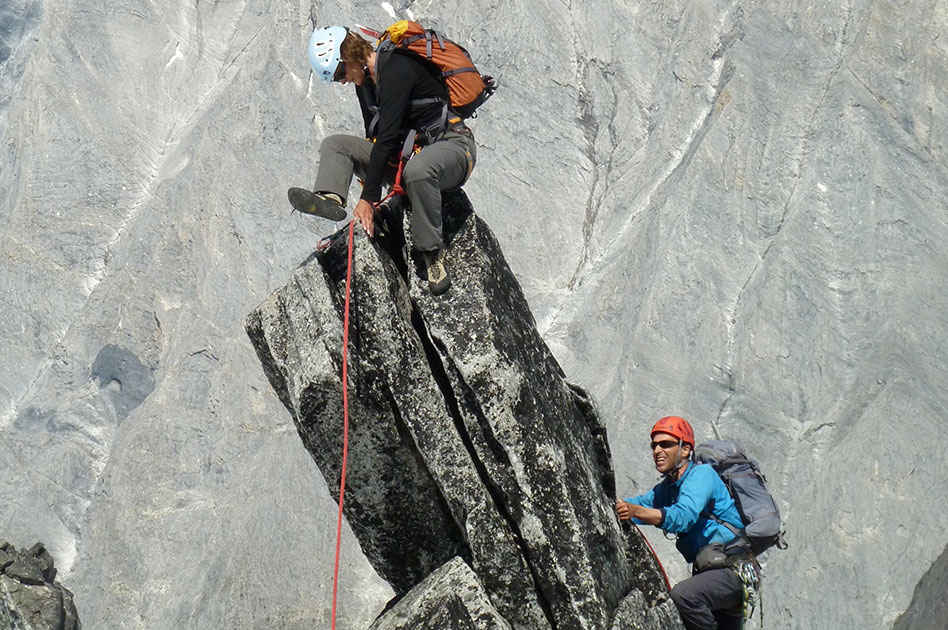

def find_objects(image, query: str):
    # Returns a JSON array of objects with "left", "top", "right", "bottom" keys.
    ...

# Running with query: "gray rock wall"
[
  {"left": 1, "top": 0, "right": 945, "bottom": 628},
  {"left": 540, "top": 3, "right": 948, "bottom": 628},
  {"left": 0, "top": 2, "right": 394, "bottom": 628}
]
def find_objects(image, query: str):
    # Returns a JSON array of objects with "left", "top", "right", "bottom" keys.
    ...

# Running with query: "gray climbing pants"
[
  {"left": 670, "top": 568, "right": 744, "bottom": 630},
  {"left": 313, "top": 131, "right": 476, "bottom": 252}
]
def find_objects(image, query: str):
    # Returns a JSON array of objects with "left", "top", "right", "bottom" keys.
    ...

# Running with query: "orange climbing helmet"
[{"left": 650, "top": 416, "right": 695, "bottom": 449}]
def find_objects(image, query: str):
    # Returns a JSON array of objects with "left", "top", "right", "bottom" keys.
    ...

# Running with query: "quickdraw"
[{"left": 734, "top": 560, "right": 762, "bottom": 622}]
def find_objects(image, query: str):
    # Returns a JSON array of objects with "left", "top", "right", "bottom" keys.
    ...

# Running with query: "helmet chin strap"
[{"left": 662, "top": 438, "right": 688, "bottom": 479}]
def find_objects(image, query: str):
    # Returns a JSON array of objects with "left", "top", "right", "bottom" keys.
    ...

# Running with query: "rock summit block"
[{"left": 246, "top": 192, "right": 678, "bottom": 629}]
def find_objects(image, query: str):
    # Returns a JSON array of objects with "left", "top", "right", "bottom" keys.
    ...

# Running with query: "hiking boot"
[
  {"left": 287, "top": 188, "right": 346, "bottom": 221},
  {"left": 423, "top": 248, "right": 451, "bottom": 295}
]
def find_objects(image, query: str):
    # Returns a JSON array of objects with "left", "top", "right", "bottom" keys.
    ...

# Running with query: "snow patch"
[
  {"left": 55, "top": 533, "right": 79, "bottom": 577},
  {"left": 81, "top": 269, "right": 101, "bottom": 297},
  {"left": 290, "top": 71, "right": 304, "bottom": 91},
  {"left": 164, "top": 43, "right": 184, "bottom": 69},
  {"left": 378, "top": 2, "right": 416, "bottom": 22},
  {"left": 0, "top": 397, "right": 13, "bottom": 431}
]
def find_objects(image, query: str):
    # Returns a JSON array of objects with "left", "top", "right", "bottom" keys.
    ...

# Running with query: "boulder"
[
  {"left": 368, "top": 557, "right": 513, "bottom": 630},
  {"left": 608, "top": 589, "right": 684, "bottom": 630},
  {"left": 0, "top": 541, "right": 80, "bottom": 630},
  {"left": 246, "top": 193, "right": 672, "bottom": 629}
]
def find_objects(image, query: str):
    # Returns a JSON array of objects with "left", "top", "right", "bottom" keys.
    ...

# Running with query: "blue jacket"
[{"left": 625, "top": 462, "right": 743, "bottom": 563}]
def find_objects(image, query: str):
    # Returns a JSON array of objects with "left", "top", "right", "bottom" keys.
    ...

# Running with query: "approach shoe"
[
  {"left": 424, "top": 248, "right": 451, "bottom": 295},
  {"left": 287, "top": 188, "right": 346, "bottom": 221}
]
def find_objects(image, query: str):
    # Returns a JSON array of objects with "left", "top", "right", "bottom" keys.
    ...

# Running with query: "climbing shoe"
[
  {"left": 423, "top": 248, "right": 451, "bottom": 295},
  {"left": 287, "top": 188, "right": 346, "bottom": 221}
]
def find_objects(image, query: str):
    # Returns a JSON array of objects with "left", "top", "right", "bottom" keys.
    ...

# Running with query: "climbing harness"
[
  {"left": 329, "top": 220, "right": 356, "bottom": 630},
  {"left": 691, "top": 543, "right": 764, "bottom": 628},
  {"left": 379, "top": 130, "right": 419, "bottom": 204},
  {"left": 367, "top": 130, "right": 419, "bottom": 239}
]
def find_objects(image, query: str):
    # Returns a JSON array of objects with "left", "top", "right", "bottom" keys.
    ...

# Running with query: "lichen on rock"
[
  {"left": 0, "top": 541, "right": 80, "bottom": 630},
  {"left": 246, "top": 193, "right": 679, "bottom": 629}
]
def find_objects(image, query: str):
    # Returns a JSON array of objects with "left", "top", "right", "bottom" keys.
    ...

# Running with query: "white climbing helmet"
[{"left": 308, "top": 26, "right": 347, "bottom": 83}]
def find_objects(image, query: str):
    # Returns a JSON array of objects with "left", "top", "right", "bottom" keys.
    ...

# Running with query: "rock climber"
[
  {"left": 288, "top": 25, "right": 477, "bottom": 295},
  {"left": 616, "top": 416, "right": 758, "bottom": 630}
]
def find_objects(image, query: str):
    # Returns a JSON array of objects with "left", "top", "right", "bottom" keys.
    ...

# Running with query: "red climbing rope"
[
  {"left": 330, "top": 219, "right": 356, "bottom": 630},
  {"left": 328, "top": 136, "right": 414, "bottom": 626},
  {"left": 633, "top": 522, "right": 672, "bottom": 592}
]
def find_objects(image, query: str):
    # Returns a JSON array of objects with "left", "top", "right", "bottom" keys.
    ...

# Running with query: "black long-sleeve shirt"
[{"left": 356, "top": 51, "right": 448, "bottom": 202}]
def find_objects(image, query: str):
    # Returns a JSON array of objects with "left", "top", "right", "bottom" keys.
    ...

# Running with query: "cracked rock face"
[
  {"left": 246, "top": 193, "right": 677, "bottom": 629},
  {"left": 0, "top": 541, "right": 80, "bottom": 630},
  {"left": 3, "top": 0, "right": 947, "bottom": 628}
]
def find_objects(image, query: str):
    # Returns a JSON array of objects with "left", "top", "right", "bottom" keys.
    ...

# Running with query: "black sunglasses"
[
  {"left": 651, "top": 439, "right": 680, "bottom": 450},
  {"left": 332, "top": 61, "right": 347, "bottom": 82}
]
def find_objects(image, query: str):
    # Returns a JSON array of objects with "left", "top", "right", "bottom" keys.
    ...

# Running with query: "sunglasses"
[
  {"left": 650, "top": 440, "right": 680, "bottom": 450},
  {"left": 332, "top": 61, "right": 347, "bottom": 82}
]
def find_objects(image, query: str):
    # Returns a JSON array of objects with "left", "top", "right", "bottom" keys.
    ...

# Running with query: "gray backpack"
[{"left": 694, "top": 440, "right": 787, "bottom": 555}]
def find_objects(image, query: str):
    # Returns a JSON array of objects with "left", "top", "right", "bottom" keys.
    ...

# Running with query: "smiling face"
[{"left": 651, "top": 432, "right": 691, "bottom": 475}]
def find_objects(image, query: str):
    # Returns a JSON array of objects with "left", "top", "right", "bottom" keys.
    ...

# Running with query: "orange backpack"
[{"left": 368, "top": 21, "right": 496, "bottom": 119}]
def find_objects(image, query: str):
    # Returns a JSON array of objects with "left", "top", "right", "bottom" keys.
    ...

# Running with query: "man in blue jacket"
[{"left": 616, "top": 416, "right": 748, "bottom": 630}]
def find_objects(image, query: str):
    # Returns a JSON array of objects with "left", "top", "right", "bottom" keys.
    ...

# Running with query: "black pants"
[{"left": 670, "top": 568, "right": 744, "bottom": 630}]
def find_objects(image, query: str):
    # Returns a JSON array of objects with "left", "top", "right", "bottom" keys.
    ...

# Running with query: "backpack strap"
[
  {"left": 442, "top": 66, "right": 479, "bottom": 77},
  {"left": 364, "top": 99, "right": 381, "bottom": 141},
  {"left": 399, "top": 29, "right": 447, "bottom": 59},
  {"left": 704, "top": 509, "right": 788, "bottom": 553},
  {"left": 396, "top": 29, "right": 478, "bottom": 78},
  {"left": 412, "top": 99, "right": 449, "bottom": 144},
  {"left": 700, "top": 507, "right": 749, "bottom": 547},
  {"left": 369, "top": 49, "right": 450, "bottom": 143}
]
